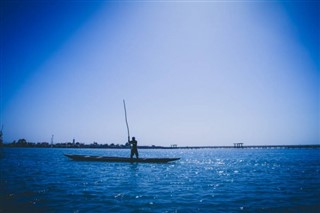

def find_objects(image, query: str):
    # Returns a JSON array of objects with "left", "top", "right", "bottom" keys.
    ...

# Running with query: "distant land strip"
[
  {"left": 157, "top": 145, "right": 320, "bottom": 149},
  {"left": 1, "top": 140, "right": 319, "bottom": 149}
]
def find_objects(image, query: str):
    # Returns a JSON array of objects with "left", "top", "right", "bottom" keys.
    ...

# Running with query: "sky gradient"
[{"left": 1, "top": 1, "right": 319, "bottom": 146}]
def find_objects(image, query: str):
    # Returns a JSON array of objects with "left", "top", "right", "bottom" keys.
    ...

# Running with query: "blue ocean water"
[{"left": 0, "top": 148, "right": 319, "bottom": 212}]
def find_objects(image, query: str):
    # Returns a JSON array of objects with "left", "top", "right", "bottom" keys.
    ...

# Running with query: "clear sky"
[{"left": 1, "top": 1, "right": 319, "bottom": 146}]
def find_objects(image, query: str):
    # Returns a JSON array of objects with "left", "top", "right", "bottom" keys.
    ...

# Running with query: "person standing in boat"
[{"left": 129, "top": 137, "right": 139, "bottom": 159}]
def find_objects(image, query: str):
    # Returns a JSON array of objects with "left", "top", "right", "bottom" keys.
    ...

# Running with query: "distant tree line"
[
  {"left": 0, "top": 139, "right": 166, "bottom": 149},
  {"left": 1, "top": 139, "right": 131, "bottom": 149},
  {"left": 1, "top": 139, "right": 319, "bottom": 149}
]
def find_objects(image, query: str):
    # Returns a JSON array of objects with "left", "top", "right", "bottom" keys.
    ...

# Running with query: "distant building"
[
  {"left": 171, "top": 144, "right": 177, "bottom": 148},
  {"left": 51, "top": 135, "right": 54, "bottom": 147}
]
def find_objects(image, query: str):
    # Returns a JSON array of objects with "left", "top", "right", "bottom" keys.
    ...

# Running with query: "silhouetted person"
[{"left": 129, "top": 137, "right": 139, "bottom": 159}]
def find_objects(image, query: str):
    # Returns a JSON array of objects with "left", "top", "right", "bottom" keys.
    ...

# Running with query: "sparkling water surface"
[{"left": 1, "top": 148, "right": 319, "bottom": 212}]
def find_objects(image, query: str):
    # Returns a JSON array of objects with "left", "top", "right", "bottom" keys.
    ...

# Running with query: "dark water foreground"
[{"left": 1, "top": 148, "right": 319, "bottom": 212}]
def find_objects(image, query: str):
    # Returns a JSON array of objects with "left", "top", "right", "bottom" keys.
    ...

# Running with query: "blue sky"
[{"left": 1, "top": 1, "right": 319, "bottom": 146}]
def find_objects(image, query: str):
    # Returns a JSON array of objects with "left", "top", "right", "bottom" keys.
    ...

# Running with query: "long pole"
[{"left": 123, "top": 100, "right": 130, "bottom": 143}]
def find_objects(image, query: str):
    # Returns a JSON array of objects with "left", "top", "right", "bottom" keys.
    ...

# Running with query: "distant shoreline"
[
  {"left": 1, "top": 144, "right": 319, "bottom": 149},
  {"left": 159, "top": 145, "right": 320, "bottom": 149}
]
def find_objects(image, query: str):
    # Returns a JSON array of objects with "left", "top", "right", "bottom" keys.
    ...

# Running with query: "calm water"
[{"left": 0, "top": 148, "right": 319, "bottom": 212}]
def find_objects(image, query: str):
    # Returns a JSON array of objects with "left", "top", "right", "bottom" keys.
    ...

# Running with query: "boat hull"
[{"left": 64, "top": 154, "right": 180, "bottom": 163}]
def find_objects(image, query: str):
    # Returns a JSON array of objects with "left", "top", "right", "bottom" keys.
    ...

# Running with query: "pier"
[{"left": 233, "top": 143, "right": 244, "bottom": 148}]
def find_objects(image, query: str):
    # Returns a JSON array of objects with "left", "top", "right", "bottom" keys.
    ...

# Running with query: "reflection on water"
[{"left": 0, "top": 148, "right": 319, "bottom": 212}]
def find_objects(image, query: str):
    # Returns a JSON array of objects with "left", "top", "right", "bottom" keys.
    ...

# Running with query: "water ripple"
[{"left": 1, "top": 148, "right": 319, "bottom": 212}]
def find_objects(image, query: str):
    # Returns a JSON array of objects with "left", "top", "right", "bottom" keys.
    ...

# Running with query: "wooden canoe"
[{"left": 64, "top": 154, "right": 180, "bottom": 163}]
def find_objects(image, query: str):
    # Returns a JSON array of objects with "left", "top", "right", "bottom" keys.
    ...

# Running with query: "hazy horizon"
[{"left": 1, "top": 1, "right": 319, "bottom": 147}]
